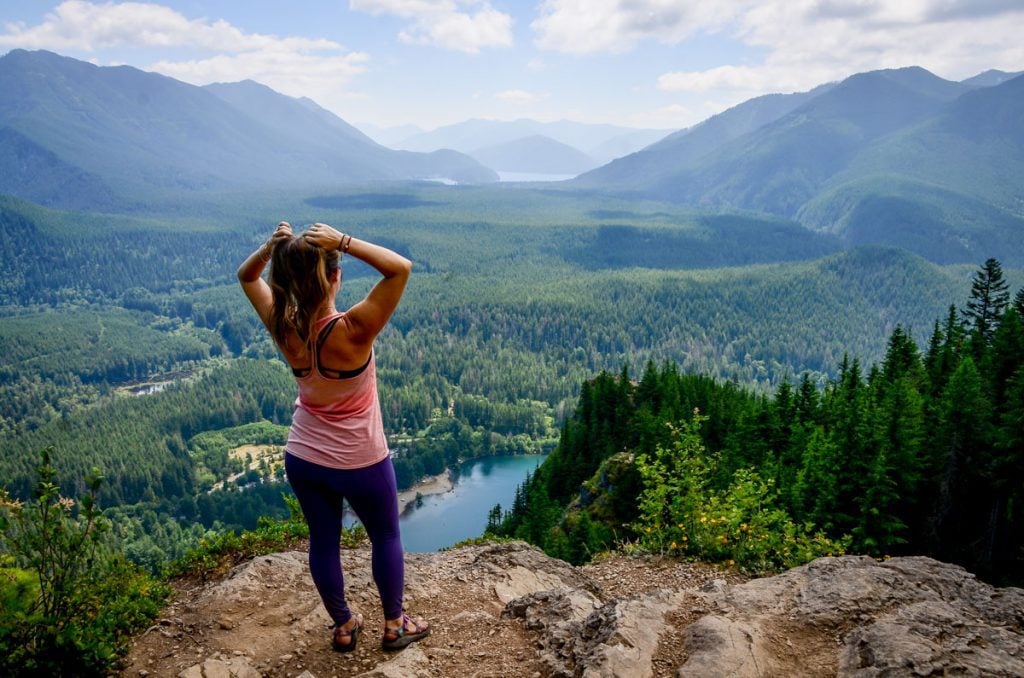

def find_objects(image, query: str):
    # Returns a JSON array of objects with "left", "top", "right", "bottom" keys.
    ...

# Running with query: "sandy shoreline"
[{"left": 396, "top": 468, "right": 454, "bottom": 513}]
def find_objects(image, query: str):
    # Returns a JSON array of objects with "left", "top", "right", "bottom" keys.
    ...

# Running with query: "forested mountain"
[
  {"left": 468, "top": 135, "right": 598, "bottom": 175},
  {"left": 573, "top": 67, "right": 1024, "bottom": 265},
  {"left": 394, "top": 118, "right": 671, "bottom": 164},
  {"left": 0, "top": 50, "right": 496, "bottom": 210},
  {"left": 577, "top": 67, "right": 968, "bottom": 208},
  {"left": 574, "top": 84, "right": 830, "bottom": 191}
]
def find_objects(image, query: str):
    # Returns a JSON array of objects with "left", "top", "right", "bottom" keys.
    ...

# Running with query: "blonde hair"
[{"left": 267, "top": 234, "right": 341, "bottom": 348}]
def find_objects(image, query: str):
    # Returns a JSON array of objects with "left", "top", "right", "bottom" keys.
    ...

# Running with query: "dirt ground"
[{"left": 121, "top": 546, "right": 744, "bottom": 678}]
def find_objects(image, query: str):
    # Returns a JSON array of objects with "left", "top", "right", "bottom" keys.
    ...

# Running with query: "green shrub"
[
  {"left": 0, "top": 448, "right": 169, "bottom": 676},
  {"left": 167, "top": 494, "right": 368, "bottom": 579},
  {"left": 632, "top": 413, "right": 849, "bottom": 574}
]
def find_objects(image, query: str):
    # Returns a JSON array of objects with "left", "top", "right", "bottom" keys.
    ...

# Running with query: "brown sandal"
[
  {"left": 382, "top": 613, "right": 430, "bottom": 651},
  {"left": 332, "top": 613, "right": 363, "bottom": 653}
]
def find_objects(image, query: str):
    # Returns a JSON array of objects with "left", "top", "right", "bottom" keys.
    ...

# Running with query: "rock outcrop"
[{"left": 123, "top": 542, "right": 1024, "bottom": 677}]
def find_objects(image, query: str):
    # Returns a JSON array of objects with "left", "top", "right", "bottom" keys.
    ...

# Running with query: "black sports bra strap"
[
  {"left": 313, "top": 316, "right": 372, "bottom": 379},
  {"left": 315, "top": 316, "right": 343, "bottom": 360}
]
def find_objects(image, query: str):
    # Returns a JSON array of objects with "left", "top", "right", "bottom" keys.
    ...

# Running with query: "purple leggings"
[{"left": 285, "top": 453, "right": 404, "bottom": 625}]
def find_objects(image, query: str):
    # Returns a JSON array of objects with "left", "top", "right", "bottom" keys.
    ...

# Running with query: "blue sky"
[{"left": 2, "top": 1, "right": 1022, "bottom": 132}]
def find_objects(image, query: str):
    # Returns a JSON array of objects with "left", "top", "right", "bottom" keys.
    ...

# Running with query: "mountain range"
[
  {"left": 575, "top": 66, "right": 1024, "bottom": 264},
  {"left": 1, "top": 49, "right": 1021, "bottom": 265},
  {"left": 468, "top": 134, "right": 599, "bottom": 176},
  {"left": 0, "top": 49, "right": 497, "bottom": 210},
  {"left": 390, "top": 118, "right": 672, "bottom": 168}
]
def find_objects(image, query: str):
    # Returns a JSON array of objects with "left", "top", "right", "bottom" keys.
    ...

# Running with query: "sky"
[{"left": 1, "top": 1, "right": 1023, "bottom": 134}]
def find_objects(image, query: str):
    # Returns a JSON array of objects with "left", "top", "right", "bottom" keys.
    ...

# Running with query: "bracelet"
[
  {"left": 258, "top": 242, "right": 272, "bottom": 262},
  {"left": 343, "top": 234, "right": 353, "bottom": 253}
]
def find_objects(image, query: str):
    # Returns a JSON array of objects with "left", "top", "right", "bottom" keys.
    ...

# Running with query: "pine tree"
[
  {"left": 871, "top": 372, "right": 926, "bottom": 549},
  {"left": 485, "top": 503, "right": 503, "bottom": 534},
  {"left": 963, "top": 258, "right": 1010, "bottom": 346},
  {"left": 930, "top": 357, "right": 992, "bottom": 566},
  {"left": 989, "top": 307, "right": 1024, "bottom": 410},
  {"left": 881, "top": 326, "right": 921, "bottom": 385},
  {"left": 795, "top": 372, "right": 820, "bottom": 425},
  {"left": 993, "top": 365, "right": 1024, "bottom": 578},
  {"left": 793, "top": 426, "right": 840, "bottom": 529},
  {"left": 828, "top": 358, "right": 873, "bottom": 535}
]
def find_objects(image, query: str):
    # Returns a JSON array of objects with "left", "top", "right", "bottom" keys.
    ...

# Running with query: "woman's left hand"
[
  {"left": 305, "top": 222, "right": 344, "bottom": 251},
  {"left": 258, "top": 221, "right": 293, "bottom": 261},
  {"left": 269, "top": 221, "right": 293, "bottom": 245}
]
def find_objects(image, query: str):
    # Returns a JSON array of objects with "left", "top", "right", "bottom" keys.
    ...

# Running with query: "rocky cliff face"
[{"left": 123, "top": 542, "right": 1024, "bottom": 677}]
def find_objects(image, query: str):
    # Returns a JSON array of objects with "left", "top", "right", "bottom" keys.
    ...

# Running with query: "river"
[{"left": 346, "top": 454, "right": 546, "bottom": 553}]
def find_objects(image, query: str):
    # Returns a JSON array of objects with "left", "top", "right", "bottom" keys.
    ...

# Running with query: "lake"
[
  {"left": 346, "top": 454, "right": 546, "bottom": 553},
  {"left": 496, "top": 171, "right": 577, "bottom": 182}
]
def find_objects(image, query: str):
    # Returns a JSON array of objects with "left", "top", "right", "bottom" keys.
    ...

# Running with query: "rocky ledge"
[{"left": 123, "top": 542, "right": 1024, "bottom": 677}]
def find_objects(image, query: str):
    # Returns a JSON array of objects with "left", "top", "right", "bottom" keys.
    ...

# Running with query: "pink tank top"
[{"left": 286, "top": 312, "right": 389, "bottom": 469}]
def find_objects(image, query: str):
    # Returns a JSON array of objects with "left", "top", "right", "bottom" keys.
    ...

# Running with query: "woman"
[{"left": 237, "top": 221, "right": 428, "bottom": 653}]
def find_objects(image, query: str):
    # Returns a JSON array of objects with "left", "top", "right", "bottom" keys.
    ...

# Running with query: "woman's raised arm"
[
  {"left": 305, "top": 223, "right": 412, "bottom": 344},
  {"left": 237, "top": 221, "right": 292, "bottom": 328}
]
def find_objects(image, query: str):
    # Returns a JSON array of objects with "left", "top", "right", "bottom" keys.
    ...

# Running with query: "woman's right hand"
[{"left": 305, "top": 222, "right": 344, "bottom": 251}]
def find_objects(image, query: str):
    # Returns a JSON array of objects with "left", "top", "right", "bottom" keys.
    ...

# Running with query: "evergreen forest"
[
  {"left": 1, "top": 181, "right": 1022, "bottom": 583},
  {"left": 495, "top": 260, "right": 1024, "bottom": 584}
]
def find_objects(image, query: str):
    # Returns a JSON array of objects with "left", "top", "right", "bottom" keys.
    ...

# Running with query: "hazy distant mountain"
[
  {"left": 587, "top": 129, "right": 675, "bottom": 164},
  {"left": 0, "top": 127, "right": 118, "bottom": 210},
  {"left": 205, "top": 80, "right": 379, "bottom": 148},
  {"left": 573, "top": 66, "right": 1024, "bottom": 264},
  {"left": 960, "top": 69, "right": 1022, "bottom": 88},
  {"left": 575, "top": 84, "right": 831, "bottom": 191},
  {"left": 356, "top": 122, "right": 425, "bottom": 147},
  {"left": 397, "top": 118, "right": 670, "bottom": 162},
  {"left": 0, "top": 49, "right": 496, "bottom": 208},
  {"left": 797, "top": 73, "right": 1024, "bottom": 262},
  {"left": 579, "top": 67, "right": 970, "bottom": 210},
  {"left": 467, "top": 135, "right": 598, "bottom": 175}
]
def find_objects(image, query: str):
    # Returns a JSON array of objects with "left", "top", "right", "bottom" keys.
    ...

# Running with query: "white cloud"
[
  {"left": 0, "top": 1, "right": 342, "bottom": 52},
  {"left": 655, "top": 1, "right": 1024, "bottom": 100},
  {"left": 658, "top": 63, "right": 833, "bottom": 96},
  {"left": 532, "top": 0, "right": 740, "bottom": 55},
  {"left": 152, "top": 50, "right": 370, "bottom": 100},
  {"left": 350, "top": 0, "right": 513, "bottom": 53},
  {"left": 494, "top": 88, "right": 544, "bottom": 104},
  {"left": 533, "top": 0, "right": 1024, "bottom": 103},
  {"left": 0, "top": 1, "right": 369, "bottom": 110}
]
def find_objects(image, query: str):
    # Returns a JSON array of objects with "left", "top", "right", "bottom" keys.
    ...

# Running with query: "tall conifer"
[{"left": 963, "top": 258, "right": 1010, "bottom": 346}]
